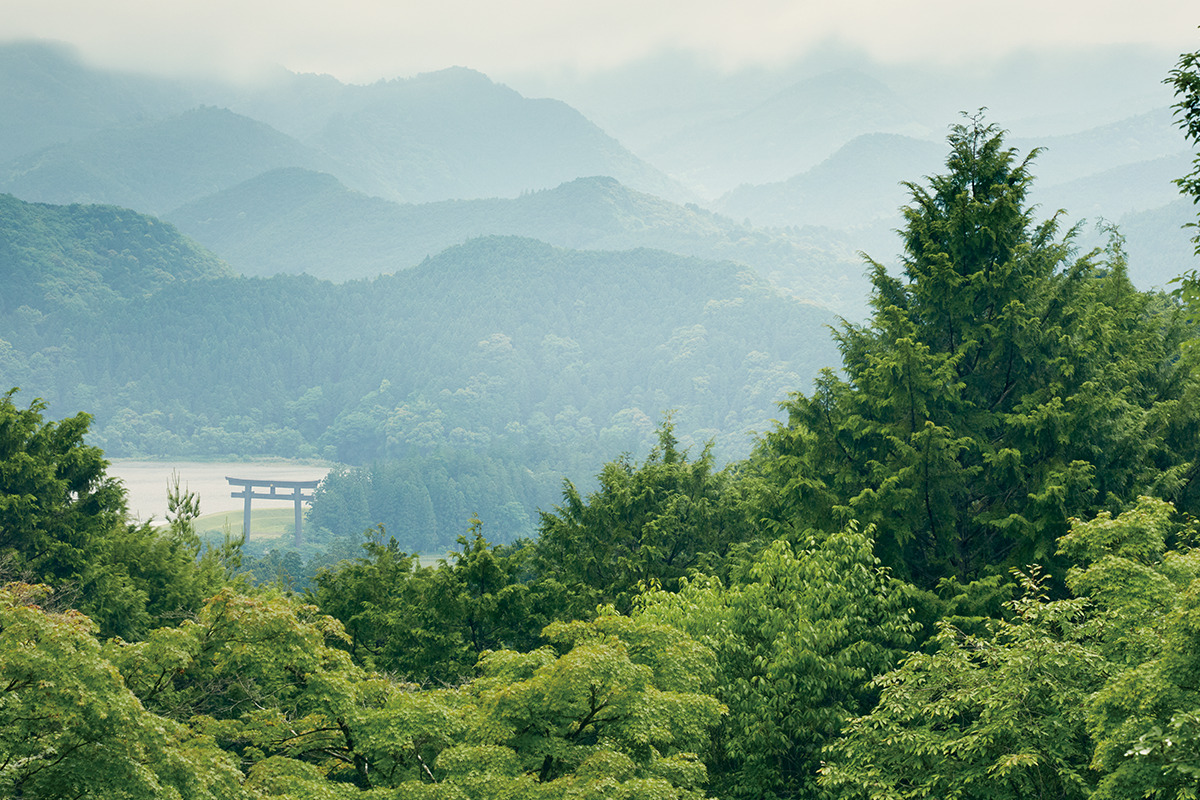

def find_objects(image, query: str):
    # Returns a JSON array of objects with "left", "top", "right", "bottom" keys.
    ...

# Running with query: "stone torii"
[{"left": 227, "top": 477, "right": 320, "bottom": 546}]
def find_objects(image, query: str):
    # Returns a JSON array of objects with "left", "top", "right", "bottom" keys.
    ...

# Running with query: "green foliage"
[
  {"left": 312, "top": 524, "right": 560, "bottom": 683},
  {"left": 107, "top": 588, "right": 721, "bottom": 797},
  {"left": 820, "top": 570, "right": 1105, "bottom": 800},
  {"left": 0, "top": 582, "right": 247, "bottom": 799},
  {"left": 311, "top": 528, "right": 464, "bottom": 679},
  {"left": 0, "top": 391, "right": 230, "bottom": 637},
  {"left": 535, "top": 420, "right": 756, "bottom": 612},
  {"left": 0, "top": 390, "right": 124, "bottom": 582},
  {"left": 0, "top": 390, "right": 243, "bottom": 636},
  {"left": 639, "top": 522, "right": 917, "bottom": 800},
  {"left": 757, "top": 116, "right": 1200, "bottom": 586},
  {"left": 1168, "top": 47, "right": 1200, "bottom": 259},
  {"left": 1167, "top": 45, "right": 1200, "bottom": 329},
  {"left": 471, "top": 612, "right": 723, "bottom": 784},
  {"left": 818, "top": 498, "right": 1200, "bottom": 800},
  {"left": 1060, "top": 498, "right": 1200, "bottom": 800},
  {"left": 374, "top": 612, "right": 724, "bottom": 799},
  {"left": 111, "top": 588, "right": 395, "bottom": 789}
]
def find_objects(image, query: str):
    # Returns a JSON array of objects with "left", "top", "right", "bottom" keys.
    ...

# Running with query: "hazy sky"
[{"left": 3, "top": 0, "right": 1198, "bottom": 83}]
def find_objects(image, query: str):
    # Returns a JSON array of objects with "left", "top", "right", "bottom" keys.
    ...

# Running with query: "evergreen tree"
[
  {"left": 757, "top": 116, "right": 1200, "bottom": 586},
  {"left": 1169, "top": 45, "right": 1200, "bottom": 260},
  {"left": 535, "top": 420, "right": 755, "bottom": 611},
  {"left": 1167, "top": 44, "right": 1200, "bottom": 320}
]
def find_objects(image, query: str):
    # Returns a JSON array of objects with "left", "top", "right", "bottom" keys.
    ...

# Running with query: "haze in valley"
[{"left": 2, "top": 1, "right": 1198, "bottom": 549}]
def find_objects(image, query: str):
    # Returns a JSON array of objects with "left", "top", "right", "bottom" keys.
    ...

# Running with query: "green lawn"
[{"left": 197, "top": 508, "right": 297, "bottom": 544}]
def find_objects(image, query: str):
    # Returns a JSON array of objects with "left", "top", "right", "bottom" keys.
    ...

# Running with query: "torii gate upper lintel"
[{"left": 227, "top": 477, "right": 320, "bottom": 546}]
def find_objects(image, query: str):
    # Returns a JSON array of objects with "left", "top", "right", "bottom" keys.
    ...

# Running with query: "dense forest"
[{"left": 2, "top": 42, "right": 1200, "bottom": 799}]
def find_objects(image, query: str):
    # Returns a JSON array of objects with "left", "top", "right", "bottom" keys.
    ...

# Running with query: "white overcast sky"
[{"left": 2, "top": 0, "right": 1198, "bottom": 83}]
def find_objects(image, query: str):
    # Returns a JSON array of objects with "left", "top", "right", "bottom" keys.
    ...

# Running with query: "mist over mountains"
[
  {"left": 0, "top": 43, "right": 689, "bottom": 207},
  {"left": 1, "top": 38, "right": 1192, "bottom": 295},
  {"left": 165, "top": 170, "right": 865, "bottom": 314},
  {"left": 1, "top": 35, "right": 1197, "bottom": 547}
]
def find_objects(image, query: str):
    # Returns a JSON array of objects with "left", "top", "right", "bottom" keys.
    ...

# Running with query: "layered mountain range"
[
  {"left": 2, "top": 39, "right": 1192, "bottom": 300},
  {"left": 1, "top": 38, "right": 1196, "bottom": 470}
]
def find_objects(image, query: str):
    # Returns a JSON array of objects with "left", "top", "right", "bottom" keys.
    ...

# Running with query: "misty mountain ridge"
[
  {"left": 0, "top": 40, "right": 210, "bottom": 160},
  {"left": 218, "top": 64, "right": 695, "bottom": 204},
  {"left": 0, "top": 38, "right": 1195, "bottom": 311},
  {"left": 520, "top": 42, "right": 1181, "bottom": 161},
  {"left": 0, "top": 106, "right": 336, "bottom": 214},
  {"left": 716, "top": 133, "right": 945, "bottom": 227},
  {"left": 1011, "top": 106, "right": 1188, "bottom": 186},
  {"left": 167, "top": 170, "right": 868, "bottom": 316},
  {"left": 710, "top": 111, "right": 1193, "bottom": 288},
  {"left": 644, "top": 68, "right": 931, "bottom": 195},
  {"left": 0, "top": 43, "right": 691, "bottom": 209}
]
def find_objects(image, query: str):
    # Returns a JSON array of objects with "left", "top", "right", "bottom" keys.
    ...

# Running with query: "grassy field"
[{"left": 196, "top": 508, "right": 298, "bottom": 544}]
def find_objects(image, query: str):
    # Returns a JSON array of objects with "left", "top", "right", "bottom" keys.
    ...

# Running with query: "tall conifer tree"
[{"left": 758, "top": 116, "right": 1199, "bottom": 586}]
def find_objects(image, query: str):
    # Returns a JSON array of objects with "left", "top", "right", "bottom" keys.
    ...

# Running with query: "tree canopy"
[{"left": 8, "top": 82, "right": 1200, "bottom": 800}]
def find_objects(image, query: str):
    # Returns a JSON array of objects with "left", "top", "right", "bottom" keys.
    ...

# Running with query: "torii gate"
[{"left": 227, "top": 477, "right": 320, "bottom": 546}]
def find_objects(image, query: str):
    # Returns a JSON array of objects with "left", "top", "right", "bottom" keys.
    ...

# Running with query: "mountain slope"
[
  {"left": 0, "top": 192, "right": 230, "bottom": 313},
  {"left": 1012, "top": 107, "right": 1187, "bottom": 186},
  {"left": 271, "top": 67, "right": 692, "bottom": 204},
  {"left": 1032, "top": 151, "right": 1194, "bottom": 223},
  {"left": 0, "top": 106, "right": 335, "bottom": 214},
  {"left": 0, "top": 40, "right": 201, "bottom": 161},
  {"left": 1, "top": 228, "right": 843, "bottom": 544},
  {"left": 716, "top": 133, "right": 945, "bottom": 229},
  {"left": 0, "top": 44, "right": 692, "bottom": 209},
  {"left": 1115, "top": 198, "right": 1198, "bottom": 290},
  {"left": 1, "top": 222, "right": 841, "bottom": 465}
]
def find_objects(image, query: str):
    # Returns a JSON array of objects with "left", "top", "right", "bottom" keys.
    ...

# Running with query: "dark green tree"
[
  {"left": 0, "top": 583, "right": 248, "bottom": 799},
  {"left": 1167, "top": 43, "right": 1200, "bottom": 322},
  {"left": 0, "top": 390, "right": 125, "bottom": 582},
  {"left": 0, "top": 391, "right": 228, "bottom": 638},
  {"left": 639, "top": 522, "right": 917, "bottom": 800},
  {"left": 311, "top": 523, "right": 560, "bottom": 682},
  {"left": 535, "top": 420, "right": 755, "bottom": 611},
  {"left": 820, "top": 569, "right": 1105, "bottom": 800},
  {"left": 1169, "top": 45, "right": 1200, "bottom": 259},
  {"left": 756, "top": 117, "right": 1200, "bottom": 587}
]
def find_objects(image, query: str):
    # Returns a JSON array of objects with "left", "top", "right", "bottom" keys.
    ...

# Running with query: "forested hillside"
[
  {"left": 0, "top": 192, "right": 230, "bottom": 312},
  {"left": 3, "top": 77, "right": 1200, "bottom": 798}
]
